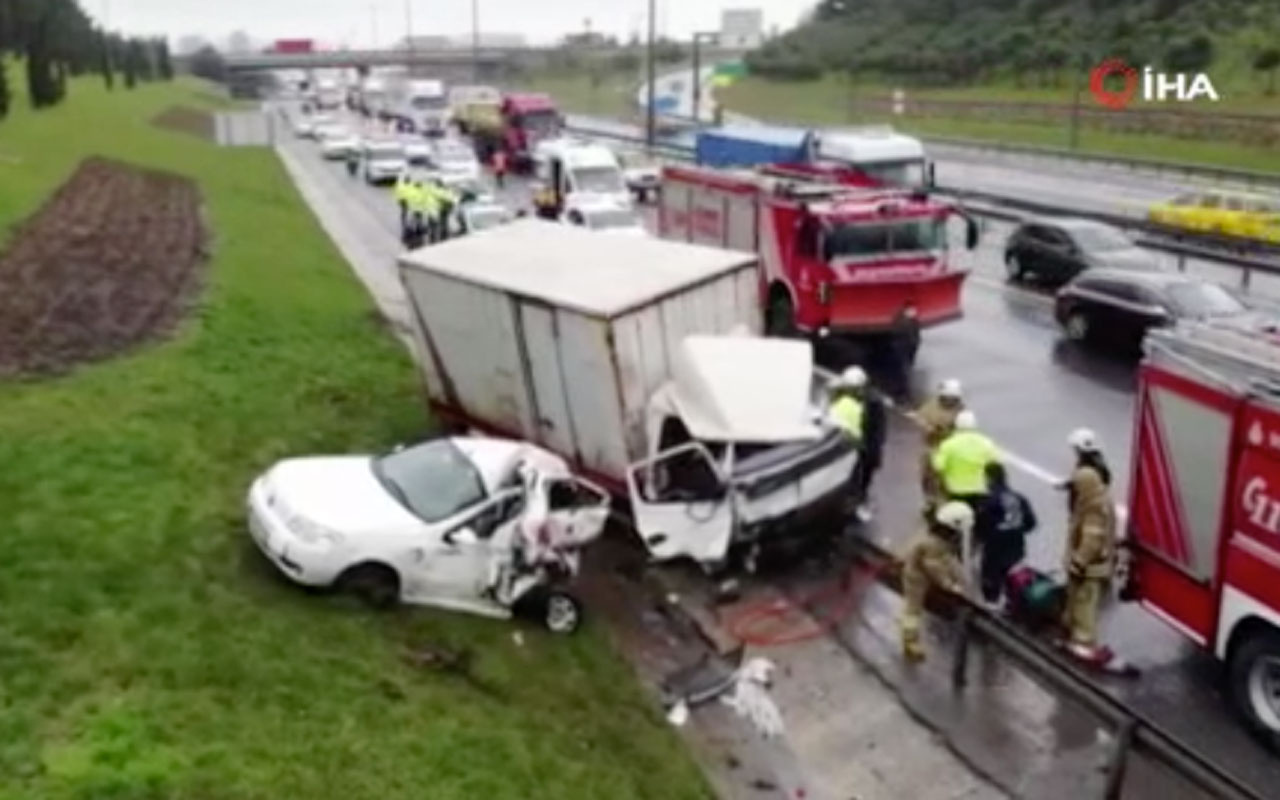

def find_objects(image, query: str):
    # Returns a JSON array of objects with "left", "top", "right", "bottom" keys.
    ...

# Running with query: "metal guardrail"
[
  {"left": 841, "top": 537, "right": 1263, "bottom": 800},
  {"left": 567, "top": 123, "right": 1280, "bottom": 291},
  {"left": 922, "top": 133, "right": 1280, "bottom": 190}
]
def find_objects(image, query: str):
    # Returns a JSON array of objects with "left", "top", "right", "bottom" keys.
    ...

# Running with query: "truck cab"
[
  {"left": 661, "top": 165, "right": 978, "bottom": 366},
  {"left": 628, "top": 335, "right": 856, "bottom": 568},
  {"left": 1124, "top": 319, "right": 1280, "bottom": 747},
  {"left": 533, "top": 140, "right": 631, "bottom": 213},
  {"left": 402, "top": 79, "right": 449, "bottom": 136},
  {"left": 499, "top": 93, "right": 563, "bottom": 169}
]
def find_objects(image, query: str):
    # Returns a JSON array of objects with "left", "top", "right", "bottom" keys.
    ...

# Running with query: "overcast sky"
[{"left": 101, "top": 0, "right": 810, "bottom": 48}]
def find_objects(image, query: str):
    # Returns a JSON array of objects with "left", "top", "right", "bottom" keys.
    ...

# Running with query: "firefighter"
[
  {"left": 1061, "top": 465, "right": 1118, "bottom": 660},
  {"left": 900, "top": 501, "right": 972, "bottom": 663},
  {"left": 976, "top": 462, "right": 1037, "bottom": 608},
  {"left": 827, "top": 367, "right": 865, "bottom": 516},
  {"left": 910, "top": 378, "right": 966, "bottom": 507},
  {"left": 932, "top": 410, "right": 1000, "bottom": 515},
  {"left": 1059, "top": 428, "right": 1112, "bottom": 511}
]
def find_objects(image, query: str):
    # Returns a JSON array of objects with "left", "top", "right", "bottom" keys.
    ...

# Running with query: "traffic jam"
[{"left": 271, "top": 70, "right": 1280, "bottom": 780}]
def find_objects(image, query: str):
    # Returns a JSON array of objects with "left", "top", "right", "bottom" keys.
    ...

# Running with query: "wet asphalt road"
[{"left": 279, "top": 108, "right": 1280, "bottom": 794}]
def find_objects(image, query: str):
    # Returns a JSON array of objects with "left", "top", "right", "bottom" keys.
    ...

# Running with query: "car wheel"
[
  {"left": 542, "top": 591, "right": 583, "bottom": 634},
  {"left": 1229, "top": 630, "right": 1280, "bottom": 751},
  {"left": 1064, "top": 311, "right": 1090, "bottom": 342},
  {"left": 1005, "top": 252, "right": 1026, "bottom": 282},
  {"left": 336, "top": 563, "right": 400, "bottom": 609}
]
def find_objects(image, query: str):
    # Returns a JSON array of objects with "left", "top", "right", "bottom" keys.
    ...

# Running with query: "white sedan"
[
  {"left": 565, "top": 201, "right": 647, "bottom": 237},
  {"left": 317, "top": 125, "right": 360, "bottom": 159},
  {"left": 246, "top": 437, "right": 610, "bottom": 633}
]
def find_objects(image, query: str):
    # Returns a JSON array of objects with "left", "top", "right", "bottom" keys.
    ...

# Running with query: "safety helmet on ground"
[
  {"left": 1068, "top": 427, "right": 1099, "bottom": 453},
  {"left": 954, "top": 410, "right": 977, "bottom": 431},
  {"left": 838, "top": 366, "right": 868, "bottom": 389},
  {"left": 935, "top": 501, "right": 975, "bottom": 535},
  {"left": 938, "top": 378, "right": 963, "bottom": 399}
]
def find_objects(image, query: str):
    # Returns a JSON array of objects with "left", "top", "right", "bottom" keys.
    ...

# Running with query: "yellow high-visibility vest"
[
  {"left": 932, "top": 430, "right": 1000, "bottom": 496},
  {"left": 828, "top": 395, "right": 864, "bottom": 440}
]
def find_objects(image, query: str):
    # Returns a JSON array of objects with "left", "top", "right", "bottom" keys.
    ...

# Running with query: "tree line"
[
  {"left": 0, "top": 0, "right": 173, "bottom": 122},
  {"left": 748, "top": 0, "right": 1280, "bottom": 92}
]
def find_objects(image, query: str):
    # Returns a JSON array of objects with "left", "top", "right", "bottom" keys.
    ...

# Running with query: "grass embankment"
[
  {"left": 0, "top": 70, "right": 709, "bottom": 799},
  {"left": 719, "top": 74, "right": 1280, "bottom": 173},
  {"left": 520, "top": 71, "right": 639, "bottom": 119}
]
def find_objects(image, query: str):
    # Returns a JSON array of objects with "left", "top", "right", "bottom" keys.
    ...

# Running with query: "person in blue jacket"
[{"left": 977, "top": 461, "right": 1038, "bottom": 607}]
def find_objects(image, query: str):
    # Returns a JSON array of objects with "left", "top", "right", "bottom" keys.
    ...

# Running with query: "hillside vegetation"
[{"left": 750, "top": 0, "right": 1280, "bottom": 94}]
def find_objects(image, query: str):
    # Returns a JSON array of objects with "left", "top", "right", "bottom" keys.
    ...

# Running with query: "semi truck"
[
  {"left": 448, "top": 85, "right": 502, "bottom": 132},
  {"left": 397, "top": 219, "right": 857, "bottom": 570},
  {"left": 388, "top": 78, "right": 450, "bottom": 135},
  {"left": 1120, "top": 318, "right": 1280, "bottom": 749},
  {"left": 356, "top": 76, "right": 389, "bottom": 118},
  {"left": 313, "top": 77, "right": 344, "bottom": 110},
  {"left": 469, "top": 93, "right": 563, "bottom": 170},
  {"left": 658, "top": 164, "right": 978, "bottom": 367},
  {"left": 695, "top": 125, "right": 935, "bottom": 190}
]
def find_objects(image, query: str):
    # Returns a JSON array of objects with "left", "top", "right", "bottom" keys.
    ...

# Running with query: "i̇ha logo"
[{"left": 1090, "top": 58, "right": 1220, "bottom": 109}]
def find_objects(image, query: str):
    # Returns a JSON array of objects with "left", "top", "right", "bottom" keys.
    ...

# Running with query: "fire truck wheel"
[
  {"left": 766, "top": 292, "right": 797, "bottom": 337},
  {"left": 1229, "top": 629, "right": 1280, "bottom": 749}
]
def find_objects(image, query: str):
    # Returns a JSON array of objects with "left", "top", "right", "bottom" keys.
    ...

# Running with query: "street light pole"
[
  {"left": 645, "top": 0, "right": 656, "bottom": 148},
  {"left": 404, "top": 0, "right": 415, "bottom": 59},
  {"left": 471, "top": 0, "right": 480, "bottom": 82},
  {"left": 691, "top": 31, "right": 717, "bottom": 125}
]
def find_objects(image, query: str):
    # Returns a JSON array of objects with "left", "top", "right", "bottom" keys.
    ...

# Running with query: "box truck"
[{"left": 397, "top": 220, "right": 856, "bottom": 569}]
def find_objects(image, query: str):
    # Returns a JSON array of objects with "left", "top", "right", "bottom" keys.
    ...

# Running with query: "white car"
[
  {"left": 565, "top": 200, "right": 647, "bottom": 237},
  {"left": 246, "top": 437, "right": 610, "bottom": 633},
  {"left": 401, "top": 137, "right": 433, "bottom": 166},
  {"left": 460, "top": 199, "right": 515, "bottom": 233},
  {"left": 430, "top": 139, "right": 482, "bottom": 184},
  {"left": 317, "top": 125, "right": 360, "bottom": 159},
  {"left": 362, "top": 140, "right": 408, "bottom": 185}
]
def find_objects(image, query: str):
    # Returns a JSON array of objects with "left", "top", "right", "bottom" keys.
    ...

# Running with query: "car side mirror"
[
  {"left": 444, "top": 526, "right": 479, "bottom": 547},
  {"left": 925, "top": 162, "right": 936, "bottom": 189},
  {"left": 965, "top": 218, "right": 980, "bottom": 250}
]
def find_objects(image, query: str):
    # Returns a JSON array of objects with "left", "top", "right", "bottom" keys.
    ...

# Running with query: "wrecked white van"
[{"left": 397, "top": 220, "right": 856, "bottom": 569}]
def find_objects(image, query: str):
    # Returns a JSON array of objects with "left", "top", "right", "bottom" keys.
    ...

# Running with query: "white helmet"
[
  {"left": 938, "top": 378, "right": 963, "bottom": 399},
  {"left": 954, "top": 410, "right": 977, "bottom": 431},
  {"left": 935, "top": 501, "right": 975, "bottom": 535},
  {"left": 838, "top": 366, "right": 867, "bottom": 389},
  {"left": 1068, "top": 427, "right": 1099, "bottom": 452}
]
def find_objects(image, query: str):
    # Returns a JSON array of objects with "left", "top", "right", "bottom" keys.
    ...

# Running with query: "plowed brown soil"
[
  {"left": 152, "top": 106, "right": 214, "bottom": 140},
  {"left": 0, "top": 157, "right": 207, "bottom": 377}
]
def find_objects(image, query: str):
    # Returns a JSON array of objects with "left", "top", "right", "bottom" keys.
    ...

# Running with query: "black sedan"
[
  {"left": 1005, "top": 218, "right": 1162, "bottom": 285},
  {"left": 1055, "top": 269, "right": 1250, "bottom": 352}
]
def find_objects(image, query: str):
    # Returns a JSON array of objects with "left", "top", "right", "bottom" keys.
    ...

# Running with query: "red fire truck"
[
  {"left": 659, "top": 165, "right": 977, "bottom": 365},
  {"left": 1122, "top": 318, "right": 1280, "bottom": 746}
]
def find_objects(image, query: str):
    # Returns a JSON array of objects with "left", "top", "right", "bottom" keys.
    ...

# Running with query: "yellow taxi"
[{"left": 1148, "top": 189, "right": 1280, "bottom": 244}]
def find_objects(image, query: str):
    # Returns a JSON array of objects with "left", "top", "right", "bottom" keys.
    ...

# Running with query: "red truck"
[
  {"left": 658, "top": 165, "right": 977, "bottom": 366},
  {"left": 1121, "top": 318, "right": 1280, "bottom": 747},
  {"left": 469, "top": 93, "right": 564, "bottom": 172},
  {"left": 272, "top": 39, "right": 314, "bottom": 53}
]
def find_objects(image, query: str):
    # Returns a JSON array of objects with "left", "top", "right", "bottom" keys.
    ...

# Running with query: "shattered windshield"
[{"left": 373, "top": 440, "right": 485, "bottom": 523}]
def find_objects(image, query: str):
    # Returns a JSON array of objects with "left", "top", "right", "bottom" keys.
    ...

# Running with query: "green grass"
[
  {"left": 520, "top": 71, "right": 640, "bottom": 119},
  {"left": 0, "top": 67, "right": 710, "bottom": 800},
  {"left": 719, "top": 75, "right": 1280, "bottom": 173}
]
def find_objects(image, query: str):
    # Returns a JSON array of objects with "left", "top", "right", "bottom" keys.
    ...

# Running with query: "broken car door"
[{"left": 627, "top": 442, "right": 734, "bottom": 564}]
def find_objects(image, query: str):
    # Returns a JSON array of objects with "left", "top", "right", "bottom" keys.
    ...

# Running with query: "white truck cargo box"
[{"left": 397, "top": 219, "right": 760, "bottom": 487}]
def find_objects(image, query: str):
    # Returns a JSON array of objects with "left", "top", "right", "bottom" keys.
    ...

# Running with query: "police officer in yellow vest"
[
  {"left": 394, "top": 172, "right": 414, "bottom": 232},
  {"left": 827, "top": 367, "right": 865, "bottom": 515},
  {"left": 932, "top": 410, "right": 1000, "bottom": 514},
  {"left": 428, "top": 179, "right": 460, "bottom": 242},
  {"left": 413, "top": 180, "right": 441, "bottom": 244}
]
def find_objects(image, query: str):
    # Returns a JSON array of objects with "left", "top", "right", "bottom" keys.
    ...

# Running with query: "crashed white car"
[
  {"left": 246, "top": 437, "right": 610, "bottom": 632},
  {"left": 317, "top": 125, "right": 360, "bottom": 159},
  {"left": 460, "top": 198, "right": 515, "bottom": 233}
]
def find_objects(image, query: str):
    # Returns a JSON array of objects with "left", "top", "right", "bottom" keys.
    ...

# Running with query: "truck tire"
[
  {"left": 1228, "top": 628, "right": 1280, "bottom": 751},
  {"left": 766, "top": 291, "right": 797, "bottom": 338}
]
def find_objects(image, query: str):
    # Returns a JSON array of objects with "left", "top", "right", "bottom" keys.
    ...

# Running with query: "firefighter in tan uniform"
[
  {"left": 909, "top": 378, "right": 965, "bottom": 509},
  {"left": 1062, "top": 465, "right": 1117, "bottom": 659},
  {"left": 900, "top": 501, "right": 972, "bottom": 663}
]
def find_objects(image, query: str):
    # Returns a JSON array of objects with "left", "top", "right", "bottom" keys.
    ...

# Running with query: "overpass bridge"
[{"left": 222, "top": 45, "right": 752, "bottom": 73}]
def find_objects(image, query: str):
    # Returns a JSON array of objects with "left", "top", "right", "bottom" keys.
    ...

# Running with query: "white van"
[{"left": 533, "top": 140, "right": 631, "bottom": 211}]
